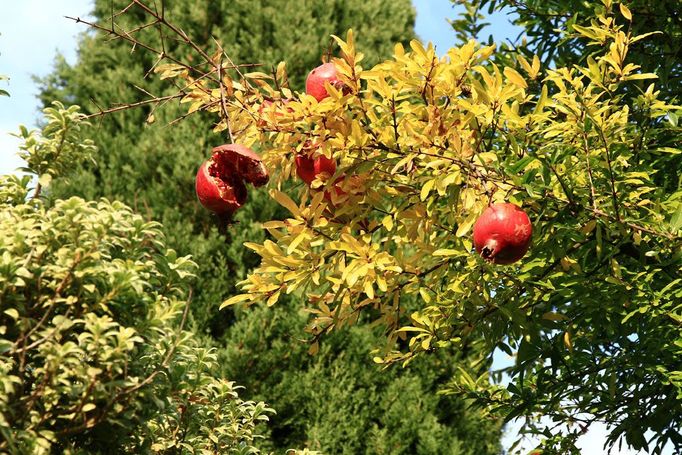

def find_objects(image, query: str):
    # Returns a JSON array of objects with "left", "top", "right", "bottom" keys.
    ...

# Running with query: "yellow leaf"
[
  {"left": 534, "top": 84, "right": 548, "bottom": 114},
  {"left": 420, "top": 179, "right": 435, "bottom": 201},
  {"left": 517, "top": 55, "right": 532, "bottom": 75},
  {"left": 573, "top": 24, "right": 598, "bottom": 40},
  {"left": 262, "top": 221, "right": 288, "bottom": 230},
  {"left": 409, "top": 39, "right": 427, "bottom": 59},
  {"left": 504, "top": 67, "right": 528, "bottom": 89},
  {"left": 563, "top": 331, "right": 573, "bottom": 352},
  {"left": 364, "top": 281, "right": 375, "bottom": 299},
  {"left": 456, "top": 211, "right": 478, "bottom": 237},
  {"left": 432, "top": 249, "right": 459, "bottom": 256},
  {"left": 619, "top": 3, "right": 632, "bottom": 21},
  {"left": 266, "top": 290, "right": 281, "bottom": 307},
  {"left": 382, "top": 215, "right": 394, "bottom": 231},
  {"left": 580, "top": 219, "right": 597, "bottom": 235},
  {"left": 188, "top": 100, "right": 204, "bottom": 114},
  {"left": 271, "top": 190, "right": 300, "bottom": 217},
  {"left": 220, "top": 293, "right": 252, "bottom": 309},
  {"left": 394, "top": 42, "right": 405, "bottom": 59},
  {"left": 287, "top": 232, "right": 307, "bottom": 255},
  {"left": 623, "top": 73, "right": 658, "bottom": 81},
  {"left": 531, "top": 55, "right": 540, "bottom": 78},
  {"left": 276, "top": 61, "right": 287, "bottom": 82},
  {"left": 377, "top": 275, "right": 388, "bottom": 292}
]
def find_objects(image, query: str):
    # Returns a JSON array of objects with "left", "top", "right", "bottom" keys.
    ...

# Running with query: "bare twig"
[{"left": 83, "top": 93, "right": 183, "bottom": 119}]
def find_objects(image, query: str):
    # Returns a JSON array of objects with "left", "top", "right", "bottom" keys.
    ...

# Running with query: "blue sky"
[
  {"left": 0, "top": 2, "right": 669, "bottom": 454},
  {"left": 0, "top": 1, "right": 92, "bottom": 173}
]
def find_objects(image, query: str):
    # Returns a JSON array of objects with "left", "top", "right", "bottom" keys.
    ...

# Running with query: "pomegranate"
[
  {"left": 472, "top": 203, "right": 532, "bottom": 265},
  {"left": 195, "top": 144, "right": 268, "bottom": 214},
  {"left": 295, "top": 153, "right": 337, "bottom": 185},
  {"left": 212, "top": 143, "right": 269, "bottom": 187},
  {"left": 305, "top": 62, "right": 346, "bottom": 101}
]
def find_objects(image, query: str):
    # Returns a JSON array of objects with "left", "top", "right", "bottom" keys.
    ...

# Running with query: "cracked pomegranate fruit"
[
  {"left": 195, "top": 144, "right": 268, "bottom": 214},
  {"left": 305, "top": 62, "right": 345, "bottom": 101},
  {"left": 472, "top": 203, "right": 532, "bottom": 265}
]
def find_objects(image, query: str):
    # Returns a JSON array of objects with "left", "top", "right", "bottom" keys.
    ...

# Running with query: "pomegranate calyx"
[{"left": 480, "top": 238, "right": 500, "bottom": 261}]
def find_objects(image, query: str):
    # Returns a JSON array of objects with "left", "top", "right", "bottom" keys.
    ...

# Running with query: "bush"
[{"left": 0, "top": 105, "right": 273, "bottom": 454}]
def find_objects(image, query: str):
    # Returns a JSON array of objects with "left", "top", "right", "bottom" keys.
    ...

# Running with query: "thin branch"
[
  {"left": 217, "top": 56, "right": 234, "bottom": 144},
  {"left": 83, "top": 93, "right": 183, "bottom": 119}
]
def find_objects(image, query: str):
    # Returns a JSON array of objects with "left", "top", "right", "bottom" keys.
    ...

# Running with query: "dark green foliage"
[
  {"left": 38, "top": 0, "right": 502, "bottom": 452},
  {"left": 220, "top": 304, "right": 501, "bottom": 455},
  {"left": 446, "top": 2, "right": 682, "bottom": 452}
]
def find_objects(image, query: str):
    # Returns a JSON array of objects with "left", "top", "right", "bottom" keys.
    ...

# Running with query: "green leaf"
[
  {"left": 508, "top": 155, "right": 535, "bottom": 174},
  {"left": 654, "top": 147, "right": 681, "bottom": 155},
  {"left": 670, "top": 202, "right": 682, "bottom": 231},
  {"left": 0, "top": 340, "right": 12, "bottom": 354},
  {"left": 542, "top": 311, "right": 568, "bottom": 322}
]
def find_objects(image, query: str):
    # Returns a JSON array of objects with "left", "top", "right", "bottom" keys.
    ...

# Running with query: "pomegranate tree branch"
[{"left": 83, "top": 93, "right": 183, "bottom": 119}]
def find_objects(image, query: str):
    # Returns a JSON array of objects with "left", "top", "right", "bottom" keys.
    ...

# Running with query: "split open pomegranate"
[
  {"left": 195, "top": 144, "right": 268, "bottom": 215},
  {"left": 472, "top": 203, "right": 532, "bottom": 265}
]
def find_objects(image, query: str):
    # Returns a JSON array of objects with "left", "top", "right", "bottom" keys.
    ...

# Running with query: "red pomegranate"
[
  {"left": 472, "top": 203, "right": 532, "bottom": 265},
  {"left": 195, "top": 144, "right": 268, "bottom": 214},
  {"left": 305, "top": 62, "right": 345, "bottom": 101},
  {"left": 295, "top": 153, "right": 337, "bottom": 185}
]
